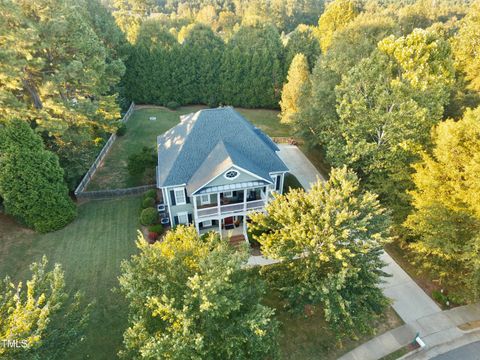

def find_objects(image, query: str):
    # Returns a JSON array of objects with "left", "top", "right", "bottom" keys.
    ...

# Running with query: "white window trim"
[
  {"left": 177, "top": 211, "right": 189, "bottom": 225},
  {"left": 224, "top": 169, "right": 240, "bottom": 180},
  {"left": 174, "top": 187, "right": 186, "bottom": 205},
  {"left": 200, "top": 194, "right": 210, "bottom": 205},
  {"left": 202, "top": 220, "right": 212, "bottom": 227},
  {"left": 224, "top": 191, "right": 233, "bottom": 198}
]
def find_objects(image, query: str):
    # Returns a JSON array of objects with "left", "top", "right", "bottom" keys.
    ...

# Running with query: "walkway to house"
[
  {"left": 257, "top": 143, "right": 480, "bottom": 359},
  {"left": 276, "top": 144, "right": 325, "bottom": 190},
  {"left": 339, "top": 303, "right": 480, "bottom": 360}
]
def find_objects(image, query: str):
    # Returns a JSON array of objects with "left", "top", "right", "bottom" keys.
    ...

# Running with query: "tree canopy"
[
  {"left": 405, "top": 106, "right": 480, "bottom": 302},
  {"left": 249, "top": 168, "right": 391, "bottom": 338},
  {"left": 119, "top": 227, "right": 279, "bottom": 359},
  {"left": 0, "top": 121, "right": 77, "bottom": 232},
  {"left": 0, "top": 257, "right": 90, "bottom": 360}
]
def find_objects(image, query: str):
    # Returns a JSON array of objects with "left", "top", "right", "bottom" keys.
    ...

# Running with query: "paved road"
[
  {"left": 276, "top": 144, "right": 325, "bottom": 190},
  {"left": 432, "top": 340, "right": 480, "bottom": 360}
]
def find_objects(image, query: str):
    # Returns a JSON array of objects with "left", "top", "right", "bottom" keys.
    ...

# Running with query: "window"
[
  {"left": 224, "top": 169, "right": 239, "bottom": 180},
  {"left": 202, "top": 220, "right": 212, "bottom": 227},
  {"left": 174, "top": 187, "right": 186, "bottom": 205},
  {"left": 177, "top": 212, "right": 189, "bottom": 225},
  {"left": 224, "top": 191, "right": 233, "bottom": 198},
  {"left": 200, "top": 194, "right": 210, "bottom": 205}
]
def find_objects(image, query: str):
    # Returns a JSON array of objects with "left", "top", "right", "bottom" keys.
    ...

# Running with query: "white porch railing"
[{"left": 197, "top": 199, "right": 265, "bottom": 219}]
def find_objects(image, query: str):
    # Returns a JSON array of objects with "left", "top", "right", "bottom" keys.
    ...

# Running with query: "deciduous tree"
[
  {"left": 405, "top": 107, "right": 480, "bottom": 302},
  {"left": 249, "top": 168, "right": 391, "bottom": 338},
  {"left": 119, "top": 227, "right": 279, "bottom": 359},
  {"left": 0, "top": 256, "right": 90, "bottom": 360},
  {"left": 280, "top": 53, "right": 310, "bottom": 124}
]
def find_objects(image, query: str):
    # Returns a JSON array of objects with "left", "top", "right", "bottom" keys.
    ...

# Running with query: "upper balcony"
[{"left": 195, "top": 187, "right": 267, "bottom": 219}]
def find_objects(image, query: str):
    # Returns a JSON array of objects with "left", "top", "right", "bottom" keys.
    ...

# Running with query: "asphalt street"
[{"left": 432, "top": 341, "right": 480, "bottom": 360}]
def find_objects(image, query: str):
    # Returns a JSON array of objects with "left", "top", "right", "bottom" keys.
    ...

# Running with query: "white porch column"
[
  {"left": 218, "top": 218, "right": 222, "bottom": 239},
  {"left": 243, "top": 189, "right": 247, "bottom": 211},
  {"left": 280, "top": 173, "right": 285, "bottom": 194}
]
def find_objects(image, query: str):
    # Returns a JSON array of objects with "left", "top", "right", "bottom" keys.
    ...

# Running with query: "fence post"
[{"left": 74, "top": 102, "right": 135, "bottom": 197}]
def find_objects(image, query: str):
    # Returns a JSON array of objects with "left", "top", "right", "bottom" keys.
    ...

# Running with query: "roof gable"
[{"left": 157, "top": 107, "right": 288, "bottom": 188}]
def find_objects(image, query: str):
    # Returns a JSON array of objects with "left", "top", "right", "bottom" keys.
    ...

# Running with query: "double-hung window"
[
  {"left": 177, "top": 212, "right": 189, "bottom": 225},
  {"left": 224, "top": 191, "right": 233, "bottom": 198},
  {"left": 200, "top": 194, "right": 210, "bottom": 205},
  {"left": 174, "top": 187, "right": 186, "bottom": 205}
]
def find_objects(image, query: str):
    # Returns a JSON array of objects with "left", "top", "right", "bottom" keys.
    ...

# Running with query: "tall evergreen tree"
[
  {"left": 284, "top": 24, "right": 321, "bottom": 72},
  {"left": 0, "top": 120, "right": 77, "bottom": 233},
  {"left": 221, "top": 24, "right": 284, "bottom": 108}
]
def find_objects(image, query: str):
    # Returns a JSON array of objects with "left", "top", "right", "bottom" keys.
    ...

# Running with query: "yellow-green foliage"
[
  {"left": 249, "top": 167, "right": 391, "bottom": 338},
  {"left": 317, "top": 0, "right": 359, "bottom": 53},
  {"left": 280, "top": 53, "right": 310, "bottom": 124},
  {"left": 118, "top": 227, "right": 279, "bottom": 359},
  {"left": 405, "top": 107, "right": 480, "bottom": 301}
]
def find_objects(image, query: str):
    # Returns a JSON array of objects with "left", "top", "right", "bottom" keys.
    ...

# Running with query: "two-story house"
[{"left": 156, "top": 107, "right": 288, "bottom": 241}]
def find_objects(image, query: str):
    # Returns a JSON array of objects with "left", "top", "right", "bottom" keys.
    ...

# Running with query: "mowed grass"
[
  {"left": 87, "top": 106, "right": 292, "bottom": 190},
  {"left": 0, "top": 196, "right": 142, "bottom": 359},
  {"left": 253, "top": 267, "right": 403, "bottom": 360}
]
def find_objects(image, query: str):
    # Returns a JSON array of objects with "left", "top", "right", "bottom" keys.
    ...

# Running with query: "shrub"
[
  {"left": 143, "top": 189, "right": 157, "bottom": 200},
  {"left": 142, "top": 197, "right": 155, "bottom": 209},
  {"left": 432, "top": 290, "right": 449, "bottom": 306},
  {"left": 128, "top": 147, "right": 156, "bottom": 176},
  {"left": 148, "top": 232, "right": 158, "bottom": 241},
  {"left": 116, "top": 123, "right": 127, "bottom": 136},
  {"left": 140, "top": 207, "right": 158, "bottom": 226},
  {"left": 148, "top": 224, "right": 164, "bottom": 234},
  {"left": 166, "top": 101, "right": 179, "bottom": 110}
]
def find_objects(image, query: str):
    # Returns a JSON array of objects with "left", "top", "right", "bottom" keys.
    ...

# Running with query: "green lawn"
[
  {"left": 0, "top": 196, "right": 141, "bottom": 359},
  {"left": 259, "top": 278, "right": 403, "bottom": 360},
  {"left": 87, "top": 106, "right": 292, "bottom": 191},
  {"left": 88, "top": 106, "right": 206, "bottom": 190}
]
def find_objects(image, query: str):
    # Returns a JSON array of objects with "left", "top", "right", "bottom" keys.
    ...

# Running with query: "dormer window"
[{"left": 224, "top": 170, "right": 239, "bottom": 180}]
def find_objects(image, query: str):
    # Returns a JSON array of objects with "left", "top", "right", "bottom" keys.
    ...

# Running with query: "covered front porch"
[{"left": 198, "top": 215, "right": 249, "bottom": 244}]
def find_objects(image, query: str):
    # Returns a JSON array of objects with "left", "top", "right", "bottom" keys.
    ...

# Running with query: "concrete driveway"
[{"left": 277, "top": 144, "right": 325, "bottom": 190}]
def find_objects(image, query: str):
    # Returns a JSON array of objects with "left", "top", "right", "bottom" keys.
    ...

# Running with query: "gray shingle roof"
[{"left": 157, "top": 107, "right": 288, "bottom": 191}]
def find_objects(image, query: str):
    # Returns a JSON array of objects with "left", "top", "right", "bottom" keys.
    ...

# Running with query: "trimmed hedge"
[
  {"left": 140, "top": 207, "right": 158, "bottom": 226},
  {"left": 143, "top": 189, "right": 157, "bottom": 200},
  {"left": 142, "top": 197, "right": 155, "bottom": 209}
]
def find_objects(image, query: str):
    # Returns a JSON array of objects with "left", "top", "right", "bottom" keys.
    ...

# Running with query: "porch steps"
[{"left": 229, "top": 235, "right": 246, "bottom": 247}]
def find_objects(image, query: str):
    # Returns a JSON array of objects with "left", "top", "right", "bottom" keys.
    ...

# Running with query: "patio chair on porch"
[{"left": 224, "top": 217, "right": 235, "bottom": 230}]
